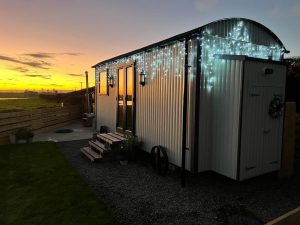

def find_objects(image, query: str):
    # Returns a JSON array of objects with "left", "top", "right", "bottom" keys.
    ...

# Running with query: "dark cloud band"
[
  {"left": 0, "top": 55, "right": 51, "bottom": 69},
  {"left": 68, "top": 73, "right": 83, "bottom": 77},
  {"left": 24, "top": 74, "right": 52, "bottom": 79}
]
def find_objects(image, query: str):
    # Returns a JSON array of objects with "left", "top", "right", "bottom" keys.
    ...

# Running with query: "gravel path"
[{"left": 58, "top": 140, "right": 300, "bottom": 225}]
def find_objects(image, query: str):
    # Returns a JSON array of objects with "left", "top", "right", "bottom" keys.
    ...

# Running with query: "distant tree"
[
  {"left": 286, "top": 57, "right": 300, "bottom": 75},
  {"left": 285, "top": 57, "right": 300, "bottom": 111}
]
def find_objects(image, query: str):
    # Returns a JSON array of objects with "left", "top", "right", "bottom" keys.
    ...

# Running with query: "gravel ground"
[{"left": 58, "top": 139, "right": 300, "bottom": 225}]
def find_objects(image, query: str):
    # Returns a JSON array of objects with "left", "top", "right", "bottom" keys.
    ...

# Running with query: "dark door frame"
[{"left": 116, "top": 61, "right": 136, "bottom": 136}]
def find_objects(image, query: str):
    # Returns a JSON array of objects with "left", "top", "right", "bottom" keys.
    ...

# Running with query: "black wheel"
[{"left": 150, "top": 145, "right": 169, "bottom": 176}]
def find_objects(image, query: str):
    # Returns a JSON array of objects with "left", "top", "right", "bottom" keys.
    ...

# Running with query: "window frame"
[{"left": 98, "top": 69, "right": 109, "bottom": 96}]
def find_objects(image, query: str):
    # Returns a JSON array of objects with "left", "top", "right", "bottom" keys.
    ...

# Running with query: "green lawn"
[
  {"left": 0, "top": 93, "right": 25, "bottom": 98},
  {"left": 0, "top": 142, "right": 118, "bottom": 225},
  {"left": 0, "top": 96, "right": 59, "bottom": 111}
]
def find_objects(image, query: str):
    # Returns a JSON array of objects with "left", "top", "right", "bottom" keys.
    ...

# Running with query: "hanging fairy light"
[
  {"left": 200, "top": 20, "right": 284, "bottom": 91},
  {"left": 96, "top": 20, "right": 284, "bottom": 91}
]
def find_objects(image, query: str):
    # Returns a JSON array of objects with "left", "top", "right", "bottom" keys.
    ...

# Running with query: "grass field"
[
  {"left": 0, "top": 93, "right": 26, "bottom": 98},
  {"left": 0, "top": 142, "right": 118, "bottom": 225},
  {"left": 0, "top": 93, "right": 59, "bottom": 111}
]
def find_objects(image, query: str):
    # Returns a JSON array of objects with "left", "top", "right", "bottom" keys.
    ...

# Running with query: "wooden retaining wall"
[
  {"left": 295, "top": 113, "right": 300, "bottom": 155},
  {"left": 265, "top": 207, "right": 300, "bottom": 225},
  {"left": 0, "top": 105, "right": 82, "bottom": 144},
  {"left": 279, "top": 102, "right": 296, "bottom": 178}
]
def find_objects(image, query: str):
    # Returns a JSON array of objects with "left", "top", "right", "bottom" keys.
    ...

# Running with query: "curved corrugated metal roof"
[{"left": 92, "top": 18, "right": 287, "bottom": 68}]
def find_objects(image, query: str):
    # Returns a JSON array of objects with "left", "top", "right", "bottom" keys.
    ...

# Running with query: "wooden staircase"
[{"left": 80, "top": 132, "right": 126, "bottom": 162}]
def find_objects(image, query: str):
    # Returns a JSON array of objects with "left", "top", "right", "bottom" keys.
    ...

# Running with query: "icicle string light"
[
  {"left": 95, "top": 41, "right": 185, "bottom": 85},
  {"left": 95, "top": 20, "right": 285, "bottom": 87},
  {"left": 201, "top": 21, "right": 285, "bottom": 91}
]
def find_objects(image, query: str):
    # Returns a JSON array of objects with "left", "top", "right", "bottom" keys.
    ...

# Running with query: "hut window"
[{"left": 99, "top": 70, "right": 108, "bottom": 95}]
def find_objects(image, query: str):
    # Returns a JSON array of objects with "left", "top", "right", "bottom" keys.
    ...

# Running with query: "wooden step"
[
  {"left": 109, "top": 132, "right": 127, "bottom": 141},
  {"left": 89, "top": 140, "right": 108, "bottom": 153},
  {"left": 80, "top": 146, "right": 102, "bottom": 162},
  {"left": 97, "top": 133, "right": 124, "bottom": 145}
]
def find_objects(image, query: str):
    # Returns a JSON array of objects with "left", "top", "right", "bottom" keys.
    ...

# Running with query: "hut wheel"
[{"left": 150, "top": 145, "right": 169, "bottom": 176}]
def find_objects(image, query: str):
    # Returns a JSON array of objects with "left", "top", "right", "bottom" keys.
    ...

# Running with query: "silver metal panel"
[
  {"left": 136, "top": 42, "right": 186, "bottom": 168},
  {"left": 239, "top": 61, "right": 286, "bottom": 180},
  {"left": 211, "top": 59, "right": 243, "bottom": 179},
  {"left": 95, "top": 70, "right": 117, "bottom": 132},
  {"left": 197, "top": 64, "right": 212, "bottom": 172},
  {"left": 197, "top": 59, "right": 243, "bottom": 179}
]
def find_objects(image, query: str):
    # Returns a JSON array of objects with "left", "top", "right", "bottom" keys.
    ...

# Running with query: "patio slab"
[{"left": 33, "top": 120, "right": 94, "bottom": 142}]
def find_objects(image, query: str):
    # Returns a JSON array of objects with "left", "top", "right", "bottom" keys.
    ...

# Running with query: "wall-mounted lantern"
[
  {"left": 140, "top": 70, "right": 146, "bottom": 86},
  {"left": 109, "top": 75, "right": 114, "bottom": 88},
  {"left": 264, "top": 68, "right": 274, "bottom": 75}
]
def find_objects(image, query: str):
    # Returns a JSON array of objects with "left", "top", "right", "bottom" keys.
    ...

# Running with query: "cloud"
[
  {"left": 0, "top": 55, "right": 51, "bottom": 69},
  {"left": 270, "top": 7, "right": 283, "bottom": 17},
  {"left": 68, "top": 73, "right": 83, "bottom": 77},
  {"left": 0, "top": 55, "right": 23, "bottom": 64},
  {"left": 271, "top": 2, "right": 300, "bottom": 17},
  {"left": 24, "top": 74, "right": 52, "bottom": 79},
  {"left": 23, "top": 52, "right": 81, "bottom": 59},
  {"left": 292, "top": 2, "right": 300, "bottom": 16},
  {"left": 24, "top": 61, "right": 51, "bottom": 69},
  {"left": 0, "top": 82, "right": 15, "bottom": 85},
  {"left": 1, "top": 52, "right": 81, "bottom": 72},
  {"left": 24, "top": 53, "right": 54, "bottom": 59},
  {"left": 194, "top": 0, "right": 219, "bottom": 12},
  {"left": 62, "top": 52, "right": 81, "bottom": 56},
  {"left": 50, "top": 84, "right": 64, "bottom": 87},
  {"left": 7, "top": 77, "right": 18, "bottom": 81},
  {"left": 13, "top": 67, "right": 30, "bottom": 73}
]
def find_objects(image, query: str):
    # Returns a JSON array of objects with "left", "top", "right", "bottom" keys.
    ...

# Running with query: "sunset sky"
[{"left": 1, "top": 0, "right": 299, "bottom": 92}]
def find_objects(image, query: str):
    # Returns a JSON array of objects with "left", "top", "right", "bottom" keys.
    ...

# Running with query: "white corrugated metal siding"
[
  {"left": 95, "top": 41, "right": 190, "bottom": 168},
  {"left": 95, "top": 69, "right": 117, "bottom": 132},
  {"left": 136, "top": 43, "right": 186, "bottom": 168},
  {"left": 197, "top": 58, "right": 243, "bottom": 178},
  {"left": 211, "top": 59, "right": 243, "bottom": 179}
]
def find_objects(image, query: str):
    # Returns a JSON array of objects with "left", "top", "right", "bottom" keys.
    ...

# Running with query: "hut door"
[
  {"left": 116, "top": 64, "right": 135, "bottom": 135},
  {"left": 240, "top": 86, "right": 283, "bottom": 180}
]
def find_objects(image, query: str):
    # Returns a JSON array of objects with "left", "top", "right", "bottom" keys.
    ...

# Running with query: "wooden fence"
[
  {"left": 0, "top": 105, "right": 82, "bottom": 144},
  {"left": 295, "top": 113, "right": 300, "bottom": 157},
  {"left": 280, "top": 102, "right": 296, "bottom": 178}
]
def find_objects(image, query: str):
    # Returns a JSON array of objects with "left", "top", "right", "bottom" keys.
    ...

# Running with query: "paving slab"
[{"left": 34, "top": 120, "right": 94, "bottom": 142}]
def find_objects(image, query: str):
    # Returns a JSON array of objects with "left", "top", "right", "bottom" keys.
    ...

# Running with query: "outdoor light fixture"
[
  {"left": 264, "top": 68, "right": 274, "bottom": 75},
  {"left": 140, "top": 69, "right": 146, "bottom": 86},
  {"left": 109, "top": 75, "right": 114, "bottom": 87}
]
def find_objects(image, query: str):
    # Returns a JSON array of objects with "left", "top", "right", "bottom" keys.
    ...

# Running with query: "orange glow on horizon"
[{"left": 0, "top": 51, "right": 96, "bottom": 92}]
